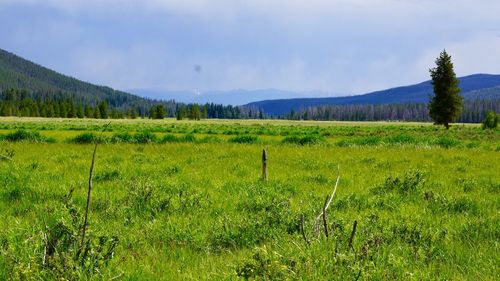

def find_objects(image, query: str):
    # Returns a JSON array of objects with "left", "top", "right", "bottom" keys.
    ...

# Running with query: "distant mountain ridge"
[
  {"left": 129, "top": 88, "right": 334, "bottom": 106},
  {"left": 246, "top": 74, "right": 500, "bottom": 115}
]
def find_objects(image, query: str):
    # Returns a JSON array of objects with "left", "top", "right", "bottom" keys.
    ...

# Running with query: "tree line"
[
  {"left": 1, "top": 87, "right": 498, "bottom": 123},
  {"left": 0, "top": 88, "right": 264, "bottom": 120},
  {"left": 281, "top": 99, "right": 500, "bottom": 123}
]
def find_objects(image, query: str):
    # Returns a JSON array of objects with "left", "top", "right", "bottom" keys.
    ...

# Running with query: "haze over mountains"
[{"left": 129, "top": 88, "right": 337, "bottom": 106}]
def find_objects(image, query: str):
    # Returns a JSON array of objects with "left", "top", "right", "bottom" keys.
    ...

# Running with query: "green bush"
[
  {"left": 236, "top": 246, "right": 292, "bottom": 279},
  {"left": 282, "top": 134, "right": 323, "bottom": 145},
  {"left": 230, "top": 134, "right": 258, "bottom": 144},
  {"left": 110, "top": 132, "right": 135, "bottom": 143},
  {"left": 70, "top": 133, "right": 104, "bottom": 144},
  {"left": 336, "top": 136, "right": 381, "bottom": 147},
  {"left": 134, "top": 131, "right": 157, "bottom": 143},
  {"left": 181, "top": 133, "right": 196, "bottom": 142},
  {"left": 384, "top": 134, "right": 416, "bottom": 144},
  {"left": 432, "top": 137, "right": 459, "bottom": 148},
  {"left": 482, "top": 111, "right": 499, "bottom": 129},
  {"left": 162, "top": 134, "right": 179, "bottom": 143},
  {"left": 3, "top": 129, "right": 54, "bottom": 143},
  {"left": 371, "top": 170, "right": 426, "bottom": 195}
]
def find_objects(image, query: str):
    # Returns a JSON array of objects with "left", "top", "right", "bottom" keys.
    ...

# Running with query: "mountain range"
[
  {"left": 129, "top": 88, "right": 336, "bottom": 106},
  {"left": 245, "top": 74, "right": 500, "bottom": 115},
  {"left": 1, "top": 47, "right": 499, "bottom": 116}
]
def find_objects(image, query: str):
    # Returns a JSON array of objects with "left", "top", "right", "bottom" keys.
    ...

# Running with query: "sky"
[{"left": 1, "top": 0, "right": 500, "bottom": 99}]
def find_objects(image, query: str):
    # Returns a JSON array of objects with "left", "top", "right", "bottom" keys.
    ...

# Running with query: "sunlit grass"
[{"left": 0, "top": 117, "right": 498, "bottom": 280}]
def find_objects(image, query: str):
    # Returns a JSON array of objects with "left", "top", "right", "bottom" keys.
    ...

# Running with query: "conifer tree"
[
  {"left": 177, "top": 105, "right": 186, "bottom": 120},
  {"left": 429, "top": 50, "right": 462, "bottom": 129}
]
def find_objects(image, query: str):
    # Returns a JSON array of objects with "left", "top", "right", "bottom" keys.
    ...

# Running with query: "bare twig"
[
  {"left": 42, "top": 224, "right": 49, "bottom": 266},
  {"left": 80, "top": 122, "right": 110, "bottom": 248},
  {"left": 300, "top": 214, "right": 309, "bottom": 245},
  {"left": 261, "top": 149, "right": 268, "bottom": 181},
  {"left": 322, "top": 195, "right": 329, "bottom": 238},
  {"left": 348, "top": 220, "right": 358, "bottom": 251},
  {"left": 0, "top": 154, "right": 12, "bottom": 161},
  {"left": 314, "top": 164, "right": 340, "bottom": 234}
]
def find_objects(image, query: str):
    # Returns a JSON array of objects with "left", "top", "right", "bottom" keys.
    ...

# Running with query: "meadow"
[{"left": 0, "top": 117, "right": 499, "bottom": 280}]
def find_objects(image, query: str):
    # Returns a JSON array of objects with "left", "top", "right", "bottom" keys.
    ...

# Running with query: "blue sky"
[{"left": 1, "top": 0, "right": 500, "bottom": 98}]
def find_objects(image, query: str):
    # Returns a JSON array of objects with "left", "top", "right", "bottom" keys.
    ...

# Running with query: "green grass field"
[{"left": 1, "top": 117, "right": 499, "bottom": 280}]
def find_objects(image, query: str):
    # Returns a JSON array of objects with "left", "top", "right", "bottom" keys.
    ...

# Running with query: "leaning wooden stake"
[
  {"left": 80, "top": 122, "right": 110, "bottom": 248},
  {"left": 261, "top": 149, "right": 268, "bottom": 181},
  {"left": 348, "top": 220, "right": 358, "bottom": 251},
  {"left": 322, "top": 195, "right": 329, "bottom": 238}
]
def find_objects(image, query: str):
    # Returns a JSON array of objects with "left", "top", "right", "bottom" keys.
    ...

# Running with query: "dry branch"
[
  {"left": 322, "top": 195, "right": 329, "bottom": 238},
  {"left": 80, "top": 122, "right": 110, "bottom": 248},
  {"left": 314, "top": 164, "right": 340, "bottom": 235},
  {"left": 0, "top": 154, "right": 12, "bottom": 161},
  {"left": 42, "top": 224, "right": 49, "bottom": 267}
]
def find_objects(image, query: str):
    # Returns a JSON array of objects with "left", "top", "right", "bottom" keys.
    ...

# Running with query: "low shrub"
[
  {"left": 3, "top": 129, "right": 54, "bottom": 143},
  {"left": 236, "top": 246, "right": 292, "bottom": 280},
  {"left": 336, "top": 136, "right": 381, "bottom": 147},
  {"left": 384, "top": 134, "right": 416, "bottom": 145},
  {"left": 431, "top": 137, "right": 459, "bottom": 148},
  {"left": 230, "top": 134, "right": 258, "bottom": 144},
  {"left": 70, "top": 133, "right": 105, "bottom": 144},
  {"left": 282, "top": 134, "right": 323, "bottom": 145},
  {"left": 181, "top": 133, "right": 196, "bottom": 142},
  {"left": 134, "top": 131, "right": 157, "bottom": 143},
  {"left": 371, "top": 170, "right": 426, "bottom": 195},
  {"left": 162, "top": 134, "right": 179, "bottom": 143},
  {"left": 110, "top": 132, "right": 135, "bottom": 143}
]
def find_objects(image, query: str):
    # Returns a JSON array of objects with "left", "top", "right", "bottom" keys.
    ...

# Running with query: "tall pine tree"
[{"left": 429, "top": 50, "right": 462, "bottom": 129}]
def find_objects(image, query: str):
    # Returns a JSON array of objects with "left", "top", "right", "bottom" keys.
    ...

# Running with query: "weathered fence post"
[{"left": 261, "top": 149, "right": 268, "bottom": 181}]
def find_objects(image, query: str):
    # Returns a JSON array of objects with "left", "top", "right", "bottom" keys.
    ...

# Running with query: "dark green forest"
[
  {"left": 284, "top": 99, "right": 500, "bottom": 123},
  {"left": 0, "top": 48, "right": 263, "bottom": 120},
  {"left": 0, "top": 88, "right": 262, "bottom": 119}
]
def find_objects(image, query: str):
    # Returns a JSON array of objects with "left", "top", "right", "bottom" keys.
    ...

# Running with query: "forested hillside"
[
  {"left": 0, "top": 48, "right": 146, "bottom": 108},
  {"left": 0, "top": 48, "right": 262, "bottom": 119}
]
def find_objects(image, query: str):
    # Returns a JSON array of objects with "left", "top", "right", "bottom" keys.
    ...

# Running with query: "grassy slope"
[{"left": 0, "top": 118, "right": 499, "bottom": 280}]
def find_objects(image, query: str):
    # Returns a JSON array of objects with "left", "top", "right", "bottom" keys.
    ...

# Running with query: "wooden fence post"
[
  {"left": 261, "top": 149, "right": 268, "bottom": 181},
  {"left": 348, "top": 220, "right": 358, "bottom": 251}
]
